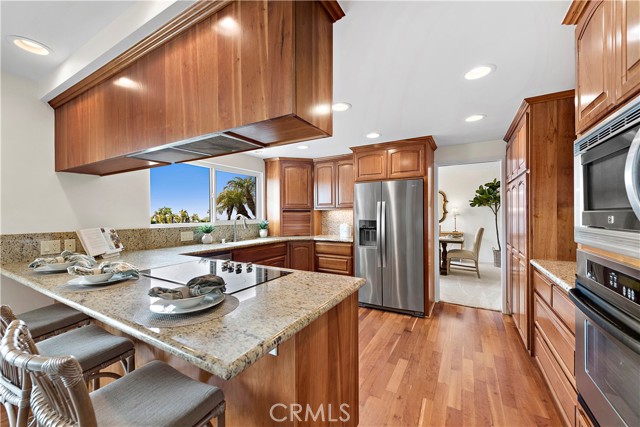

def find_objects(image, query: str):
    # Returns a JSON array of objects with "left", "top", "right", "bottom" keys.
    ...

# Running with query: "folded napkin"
[
  {"left": 29, "top": 250, "right": 96, "bottom": 269},
  {"left": 67, "top": 261, "right": 139, "bottom": 278},
  {"left": 148, "top": 274, "right": 226, "bottom": 300}
]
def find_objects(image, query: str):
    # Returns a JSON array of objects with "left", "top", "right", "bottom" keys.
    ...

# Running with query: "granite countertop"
[
  {"left": 1, "top": 240, "right": 364, "bottom": 380},
  {"left": 530, "top": 259, "right": 577, "bottom": 293}
]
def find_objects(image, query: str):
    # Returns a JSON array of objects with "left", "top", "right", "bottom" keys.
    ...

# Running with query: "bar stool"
[
  {"left": 0, "top": 306, "right": 135, "bottom": 427},
  {"left": 2, "top": 320, "right": 226, "bottom": 427},
  {"left": 16, "top": 303, "right": 90, "bottom": 341}
]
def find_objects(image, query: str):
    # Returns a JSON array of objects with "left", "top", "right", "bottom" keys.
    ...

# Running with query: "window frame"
[{"left": 149, "top": 160, "right": 264, "bottom": 228}]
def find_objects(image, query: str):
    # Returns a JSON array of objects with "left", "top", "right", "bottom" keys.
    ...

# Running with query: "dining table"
[{"left": 439, "top": 235, "right": 465, "bottom": 275}]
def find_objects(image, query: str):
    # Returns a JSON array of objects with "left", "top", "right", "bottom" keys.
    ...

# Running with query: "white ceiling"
[{"left": 1, "top": 0, "right": 575, "bottom": 158}]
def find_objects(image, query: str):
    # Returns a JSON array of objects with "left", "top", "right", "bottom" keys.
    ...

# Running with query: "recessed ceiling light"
[
  {"left": 9, "top": 36, "right": 51, "bottom": 56},
  {"left": 332, "top": 102, "right": 352, "bottom": 112},
  {"left": 298, "top": 145, "right": 309, "bottom": 150},
  {"left": 366, "top": 132, "right": 381, "bottom": 139},
  {"left": 465, "top": 114, "right": 486, "bottom": 122},
  {"left": 464, "top": 64, "right": 496, "bottom": 80}
]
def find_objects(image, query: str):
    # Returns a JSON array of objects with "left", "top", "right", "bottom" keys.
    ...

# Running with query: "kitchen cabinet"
[
  {"left": 503, "top": 91, "right": 576, "bottom": 352},
  {"left": 287, "top": 241, "right": 314, "bottom": 271},
  {"left": 233, "top": 243, "right": 288, "bottom": 265},
  {"left": 313, "top": 154, "right": 354, "bottom": 209},
  {"left": 531, "top": 268, "right": 578, "bottom": 427},
  {"left": 351, "top": 136, "right": 436, "bottom": 182},
  {"left": 265, "top": 158, "right": 314, "bottom": 236},
  {"left": 566, "top": 0, "right": 640, "bottom": 134},
  {"left": 51, "top": 0, "right": 344, "bottom": 176},
  {"left": 577, "top": 405, "right": 595, "bottom": 427},
  {"left": 314, "top": 242, "right": 353, "bottom": 275}
]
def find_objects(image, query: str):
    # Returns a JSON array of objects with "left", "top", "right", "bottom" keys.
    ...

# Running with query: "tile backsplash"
[
  {"left": 320, "top": 209, "right": 353, "bottom": 236},
  {"left": 0, "top": 225, "right": 260, "bottom": 264}
]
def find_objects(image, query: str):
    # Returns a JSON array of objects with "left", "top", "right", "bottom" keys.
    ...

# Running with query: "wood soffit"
[
  {"left": 503, "top": 89, "right": 575, "bottom": 142},
  {"left": 562, "top": 0, "right": 590, "bottom": 25},
  {"left": 350, "top": 136, "right": 438, "bottom": 153},
  {"left": 49, "top": 0, "right": 344, "bottom": 109}
]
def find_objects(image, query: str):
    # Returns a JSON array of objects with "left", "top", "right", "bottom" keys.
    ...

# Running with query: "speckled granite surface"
[
  {"left": 1, "top": 245, "right": 364, "bottom": 380},
  {"left": 530, "top": 259, "right": 577, "bottom": 294},
  {"left": 320, "top": 209, "right": 353, "bottom": 235}
]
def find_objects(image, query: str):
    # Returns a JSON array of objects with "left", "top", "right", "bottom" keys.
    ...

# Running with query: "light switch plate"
[
  {"left": 180, "top": 231, "right": 194, "bottom": 242},
  {"left": 64, "top": 239, "right": 76, "bottom": 252},
  {"left": 40, "top": 240, "right": 61, "bottom": 255}
]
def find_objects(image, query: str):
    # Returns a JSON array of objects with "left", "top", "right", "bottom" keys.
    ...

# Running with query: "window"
[{"left": 150, "top": 162, "right": 262, "bottom": 225}]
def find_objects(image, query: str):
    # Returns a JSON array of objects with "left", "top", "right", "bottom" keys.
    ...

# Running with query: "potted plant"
[
  {"left": 258, "top": 220, "right": 269, "bottom": 238},
  {"left": 198, "top": 224, "right": 215, "bottom": 244},
  {"left": 469, "top": 178, "right": 501, "bottom": 267}
]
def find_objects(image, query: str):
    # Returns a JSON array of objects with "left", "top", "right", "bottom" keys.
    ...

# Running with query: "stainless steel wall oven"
[{"left": 570, "top": 250, "right": 640, "bottom": 427}]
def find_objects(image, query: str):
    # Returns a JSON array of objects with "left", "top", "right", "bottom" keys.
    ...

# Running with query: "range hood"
[{"left": 127, "top": 133, "right": 262, "bottom": 163}]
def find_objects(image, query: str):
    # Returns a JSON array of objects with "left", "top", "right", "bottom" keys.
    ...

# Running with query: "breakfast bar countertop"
[{"left": 0, "top": 242, "right": 364, "bottom": 380}]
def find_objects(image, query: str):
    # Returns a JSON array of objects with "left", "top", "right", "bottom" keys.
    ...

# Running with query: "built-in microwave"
[{"left": 575, "top": 97, "right": 640, "bottom": 258}]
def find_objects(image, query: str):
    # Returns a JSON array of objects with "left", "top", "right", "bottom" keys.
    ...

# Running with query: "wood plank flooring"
[
  {"left": 1, "top": 302, "right": 562, "bottom": 427},
  {"left": 359, "top": 303, "right": 563, "bottom": 426}
]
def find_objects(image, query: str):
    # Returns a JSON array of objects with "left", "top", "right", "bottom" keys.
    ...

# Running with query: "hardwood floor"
[
  {"left": 359, "top": 303, "right": 563, "bottom": 426},
  {"left": 2, "top": 302, "right": 562, "bottom": 427}
]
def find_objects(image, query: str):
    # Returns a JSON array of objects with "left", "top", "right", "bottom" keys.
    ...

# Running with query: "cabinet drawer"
[
  {"left": 281, "top": 211, "right": 312, "bottom": 236},
  {"left": 315, "top": 242, "right": 352, "bottom": 256},
  {"left": 533, "top": 270, "right": 552, "bottom": 305},
  {"left": 316, "top": 255, "right": 352, "bottom": 275},
  {"left": 534, "top": 295, "right": 575, "bottom": 379},
  {"left": 534, "top": 329, "right": 576, "bottom": 427},
  {"left": 552, "top": 287, "right": 576, "bottom": 334},
  {"left": 260, "top": 255, "right": 287, "bottom": 268},
  {"left": 233, "top": 243, "right": 287, "bottom": 263}
]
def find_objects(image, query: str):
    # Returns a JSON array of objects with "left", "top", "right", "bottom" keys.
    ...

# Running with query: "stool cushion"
[
  {"left": 19, "top": 304, "right": 90, "bottom": 339},
  {"left": 37, "top": 325, "right": 134, "bottom": 372},
  {"left": 446, "top": 249, "right": 475, "bottom": 260},
  {"left": 91, "top": 360, "right": 224, "bottom": 427}
]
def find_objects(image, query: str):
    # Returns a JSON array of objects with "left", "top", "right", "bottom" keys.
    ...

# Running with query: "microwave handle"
[
  {"left": 570, "top": 288, "right": 640, "bottom": 355},
  {"left": 625, "top": 131, "right": 640, "bottom": 219}
]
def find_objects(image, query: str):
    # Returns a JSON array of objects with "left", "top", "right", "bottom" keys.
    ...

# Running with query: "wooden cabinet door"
[
  {"left": 516, "top": 114, "right": 528, "bottom": 176},
  {"left": 387, "top": 144, "right": 425, "bottom": 179},
  {"left": 281, "top": 211, "right": 312, "bottom": 236},
  {"left": 510, "top": 248, "right": 521, "bottom": 331},
  {"left": 576, "top": 0, "right": 615, "bottom": 133},
  {"left": 615, "top": 0, "right": 640, "bottom": 102},
  {"left": 336, "top": 158, "right": 354, "bottom": 208},
  {"left": 354, "top": 150, "right": 387, "bottom": 181},
  {"left": 314, "top": 161, "right": 335, "bottom": 209},
  {"left": 281, "top": 161, "right": 313, "bottom": 209},
  {"left": 288, "top": 241, "right": 314, "bottom": 271},
  {"left": 517, "top": 253, "right": 529, "bottom": 348},
  {"left": 516, "top": 174, "right": 528, "bottom": 258}
]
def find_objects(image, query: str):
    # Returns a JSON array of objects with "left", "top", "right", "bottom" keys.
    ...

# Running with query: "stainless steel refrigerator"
[{"left": 355, "top": 179, "right": 424, "bottom": 316}]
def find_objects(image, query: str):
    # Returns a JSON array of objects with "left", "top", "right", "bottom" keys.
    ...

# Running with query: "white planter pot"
[
  {"left": 202, "top": 233, "right": 214, "bottom": 244},
  {"left": 259, "top": 229, "right": 268, "bottom": 238}
]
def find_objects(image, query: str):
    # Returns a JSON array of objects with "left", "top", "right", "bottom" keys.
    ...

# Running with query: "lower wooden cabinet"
[
  {"left": 233, "top": 243, "right": 287, "bottom": 264},
  {"left": 287, "top": 241, "right": 314, "bottom": 271},
  {"left": 314, "top": 242, "right": 353, "bottom": 275},
  {"left": 260, "top": 255, "right": 287, "bottom": 268},
  {"left": 577, "top": 404, "right": 595, "bottom": 427},
  {"left": 532, "top": 268, "right": 578, "bottom": 427}
]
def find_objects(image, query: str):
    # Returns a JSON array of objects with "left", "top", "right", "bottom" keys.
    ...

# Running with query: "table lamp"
[{"left": 451, "top": 206, "right": 459, "bottom": 232}]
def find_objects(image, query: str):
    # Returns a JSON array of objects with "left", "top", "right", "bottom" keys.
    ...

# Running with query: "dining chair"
[
  {"left": 0, "top": 305, "right": 135, "bottom": 427},
  {"left": 447, "top": 227, "right": 484, "bottom": 278},
  {"left": 1, "top": 319, "right": 226, "bottom": 427},
  {"left": 17, "top": 303, "right": 90, "bottom": 341}
]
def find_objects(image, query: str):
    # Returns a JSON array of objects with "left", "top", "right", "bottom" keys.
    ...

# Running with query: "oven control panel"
[{"left": 586, "top": 260, "right": 639, "bottom": 305}]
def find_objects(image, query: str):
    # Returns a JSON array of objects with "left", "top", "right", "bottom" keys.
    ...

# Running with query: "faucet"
[{"left": 233, "top": 214, "right": 248, "bottom": 242}]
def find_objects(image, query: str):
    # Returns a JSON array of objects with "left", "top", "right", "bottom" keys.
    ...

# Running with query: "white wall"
[
  {"left": 438, "top": 161, "right": 502, "bottom": 263},
  {"left": 435, "top": 139, "right": 506, "bottom": 164}
]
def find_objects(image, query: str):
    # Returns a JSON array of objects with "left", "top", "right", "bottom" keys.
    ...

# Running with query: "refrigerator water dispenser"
[{"left": 359, "top": 220, "right": 377, "bottom": 246}]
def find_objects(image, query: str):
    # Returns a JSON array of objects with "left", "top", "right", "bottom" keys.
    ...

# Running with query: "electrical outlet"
[
  {"left": 180, "top": 231, "right": 194, "bottom": 242},
  {"left": 64, "top": 239, "right": 76, "bottom": 252},
  {"left": 40, "top": 240, "right": 61, "bottom": 255}
]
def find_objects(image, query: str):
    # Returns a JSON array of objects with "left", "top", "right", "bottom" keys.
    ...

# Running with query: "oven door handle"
[
  {"left": 625, "top": 131, "right": 640, "bottom": 220},
  {"left": 570, "top": 288, "right": 640, "bottom": 355}
]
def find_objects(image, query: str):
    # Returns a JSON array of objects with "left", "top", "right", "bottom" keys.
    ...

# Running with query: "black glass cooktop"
[{"left": 140, "top": 260, "right": 292, "bottom": 295}]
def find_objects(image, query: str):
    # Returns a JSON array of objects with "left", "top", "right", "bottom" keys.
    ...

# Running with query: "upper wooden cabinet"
[
  {"left": 313, "top": 154, "right": 354, "bottom": 209},
  {"left": 566, "top": 0, "right": 640, "bottom": 134},
  {"left": 51, "top": 0, "right": 344, "bottom": 176},
  {"left": 265, "top": 158, "right": 314, "bottom": 236},
  {"left": 351, "top": 137, "right": 436, "bottom": 182}
]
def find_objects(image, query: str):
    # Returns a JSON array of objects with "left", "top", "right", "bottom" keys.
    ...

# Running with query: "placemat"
[
  {"left": 57, "top": 278, "right": 138, "bottom": 293},
  {"left": 132, "top": 295, "right": 239, "bottom": 328}
]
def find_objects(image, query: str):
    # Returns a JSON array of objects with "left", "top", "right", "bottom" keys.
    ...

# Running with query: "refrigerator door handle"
[
  {"left": 376, "top": 201, "right": 382, "bottom": 267},
  {"left": 381, "top": 201, "right": 387, "bottom": 267}
]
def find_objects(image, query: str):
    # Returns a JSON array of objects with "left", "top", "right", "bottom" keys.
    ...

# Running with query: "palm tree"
[
  {"left": 151, "top": 207, "right": 175, "bottom": 224},
  {"left": 179, "top": 209, "right": 191, "bottom": 223},
  {"left": 216, "top": 189, "right": 245, "bottom": 220},
  {"left": 191, "top": 213, "right": 201, "bottom": 223},
  {"left": 224, "top": 177, "right": 257, "bottom": 218}
]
